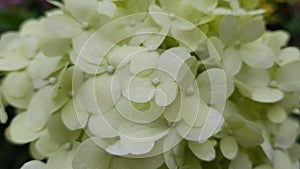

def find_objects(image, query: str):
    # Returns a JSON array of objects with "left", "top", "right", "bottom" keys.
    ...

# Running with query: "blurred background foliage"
[{"left": 0, "top": 0, "right": 299, "bottom": 169}]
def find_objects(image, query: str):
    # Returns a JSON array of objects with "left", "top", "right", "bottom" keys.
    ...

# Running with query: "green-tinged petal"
[
  {"left": 35, "top": 132, "right": 60, "bottom": 157},
  {"left": 149, "top": 5, "right": 170, "bottom": 28},
  {"left": 182, "top": 98, "right": 209, "bottom": 128},
  {"left": 237, "top": 65, "right": 270, "bottom": 88},
  {"left": 97, "top": 1, "right": 117, "bottom": 17},
  {"left": 163, "top": 94, "right": 182, "bottom": 122},
  {"left": 273, "top": 150, "right": 292, "bottom": 169},
  {"left": 130, "top": 51, "right": 159, "bottom": 76},
  {"left": 27, "top": 53, "right": 63, "bottom": 79},
  {"left": 266, "top": 106, "right": 286, "bottom": 124},
  {"left": 188, "top": 140, "right": 216, "bottom": 161},
  {"left": 229, "top": 151, "right": 252, "bottom": 169},
  {"left": 155, "top": 81, "right": 178, "bottom": 106},
  {"left": 197, "top": 68, "right": 231, "bottom": 106},
  {"left": 251, "top": 87, "right": 284, "bottom": 103},
  {"left": 277, "top": 47, "right": 300, "bottom": 65},
  {"left": 42, "top": 38, "right": 70, "bottom": 57},
  {"left": 238, "top": 17, "right": 264, "bottom": 43},
  {"left": 120, "top": 139, "right": 155, "bottom": 155},
  {"left": 2, "top": 71, "right": 33, "bottom": 98},
  {"left": 263, "top": 30, "right": 290, "bottom": 54},
  {"left": 105, "top": 141, "right": 129, "bottom": 156},
  {"left": 0, "top": 54, "right": 29, "bottom": 71},
  {"left": 7, "top": 113, "right": 41, "bottom": 144},
  {"left": 46, "top": 142, "right": 79, "bottom": 169},
  {"left": 107, "top": 46, "right": 144, "bottom": 69},
  {"left": 241, "top": 42, "right": 275, "bottom": 69},
  {"left": 64, "top": 0, "right": 97, "bottom": 24},
  {"left": 143, "top": 26, "right": 169, "bottom": 49},
  {"left": 275, "top": 119, "right": 298, "bottom": 149},
  {"left": 122, "top": 76, "right": 155, "bottom": 103},
  {"left": 0, "top": 97, "right": 7, "bottom": 123},
  {"left": 164, "top": 142, "right": 186, "bottom": 169},
  {"left": 94, "top": 74, "right": 121, "bottom": 114},
  {"left": 275, "top": 61, "right": 300, "bottom": 92},
  {"left": 72, "top": 138, "right": 112, "bottom": 169},
  {"left": 188, "top": 0, "right": 218, "bottom": 12},
  {"left": 116, "top": 97, "right": 164, "bottom": 124},
  {"left": 119, "top": 119, "right": 169, "bottom": 143},
  {"left": 220, "top": 136, "right": 238, "bottom": 160},
  {"left": 207, "top": 37, "right": 223, "bottom": 62},
  {"left": 26, "top": 86, "right": 69, "bottom": 131},
  {"left": 88, "top": 109, "right": 123, "bottom": 138},
  {"left": 47, "top": 113, "right": 81, "bottom": 144},
  {"left": 222, "top": 46, "right": 242, "bottom": 75},
  {"left": 233, "top": 121, "right": 264, "bottom": 147},
  {"left": 45, "top": 14, "right": 82, "bottom": 38},
  {"left": 61, "top": 100, "right": 89, "bottom": 130},
  {"left": 21, "top": 161, "right": 46, "bottom": 169},
  {"left": 219, "top": 15, "right": 238, "bottom": 46}
]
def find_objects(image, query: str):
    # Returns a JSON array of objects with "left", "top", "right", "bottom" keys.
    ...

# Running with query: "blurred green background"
[{"left": 0, "top": 0, "right": 299, "bottom": 169}]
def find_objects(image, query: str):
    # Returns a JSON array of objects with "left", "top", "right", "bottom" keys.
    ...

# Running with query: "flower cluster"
[{"left": 0, "top": 0, "right": 299, "bottom": 169}]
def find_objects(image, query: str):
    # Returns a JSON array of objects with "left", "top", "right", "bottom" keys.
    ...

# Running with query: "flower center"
[
  {"left": 151, "top": 77, "right": 160, "bottom": 86},
  {"left": 186, "top": 86, "right": 195, "bottom": 96}
]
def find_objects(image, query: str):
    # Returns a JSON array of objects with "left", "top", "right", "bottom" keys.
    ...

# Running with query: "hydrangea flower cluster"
[{"left": 0, "top": 0, "right": 299, "bottom": 169}]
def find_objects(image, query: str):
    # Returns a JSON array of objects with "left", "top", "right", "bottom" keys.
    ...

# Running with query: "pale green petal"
[
  {"left": 97, "top": 1, "right": 117, "bottom": 17},
  {"left": 188, "top": 0, "right": 217, "bottom": 12},
  {"left": 116, "top": 97, "right": 164, "bottom": 123},
  {"left": 275, "top": 119, "right": 298, "bottom": 149},
  {"left": 241, "top": 42, "right": 275, "bottom": 69},
  {"left": 163, "top": 94, "right": 182, "bottom": 122},
  {"left": 72, "top": 138, "right": 112, "bottom": 169},
  {"left": 234, "top": 122, "right": 264, "bottom": 147},
  {"left": 105, "top": 141, "right": 130, "bottom": 156},
  {"left": 130, "top": 51, "right": 159, "bottom": 76},
  {"left": 2, "top": 71, "right": 33, "bottom": 98},
  {"left": 229, "top": 151, "right": 252, "bottom": 169},
  {"left": 42, "top": 38, "right": 70, "bottom": 57},
  {"left": 119, "top": 120, "right": 169, "bottom": 143},
  {"left": 45, "top": 14, "right": 82, "bottom": 38},
  {"left": 0, "top": 54, "right": 29, "bottom": 71},
  {"left": 238, "top": 17, "right": 264, "bottom": 43},
  {"left": 219, "top": 15, "right": 238, "bottom": 46},
  {"left": 155, "top": 81, "right": 178, "bottom": 106},
  {"left": 122, "top": 76, "right": 155, "bottom": 103},
  {"left": 148, "top": 5, "right": 170, "bottom": 28},
  {"left": 188, "top": 140, "right": 216, "bottom": 161},
  {"left": 61, "top": 100, "right": 89, "bottom": 130},
  {"left": 46, "top": 142, "right": 79, "bottom": 169},
  {"left": 273, "top": 150, "right": 292, "bottom": 169},
  {"left": 26, "top": 86, "right": 69, "bottom": 131},
  {"left": 263, "top": 30, "right": 290, "bottom": 54},
  {"left": 164, "top": 142, "right": 186, "bottom": 169},
  {"left": 27, "top": 53, "right": 63, "bottom": 79},
  {"left": 182, "top": 99, "right": 209, "bottom": 128},
  {"left": 107, "top": 46, "right": 144, "bottom": 69},
  {"left": 64, "top": 0, "right": 97, "bottom": 23},
  {"left": 120, "top": 139, "right": 155, "bottom": 155},
  {"left": 21, "top": 161, "right": 46, "bottom": 169},
  {"left": 220, "top": 136, "right": 238, "bottom": 160},
  {"left": 0, "top": 97, "right": 8, "bottom": 123},
  {"left": 7, "top": 113, "right": 41, "bottom": 144},
  {"left": 88, "top": 109, "right": 123, "bottom": 138},
  {"left": 251, "top": 87, "right": 284, "bottom": 103},
  {"left": 47, "top": 113, "right": 81, "bottom": 144},
  {"left": 275, "top": 61, "right": 300, "bottom": 92},
  {"left": 143, "top": 26, "right": 169, "bottom": 49},
  {"left": 35, "top": 132, "right": 60, "bottom": 157},
  {"left": 237, "top": 65, "right": 270, "bottom": 88},
  {"left": 207, "top": 36, "right": 223, "bottom": 61},
  {"left": 266, "top": 106, "right": 286, "bottom": 124},
  {"left": 196, "top": 68, "right": 231, "bottom": 106},
  {"left": 222, "top": 47, "right": 242, "bottom": 75},
  {"left": 277, "top": 47, "right": 300, "bottom": 65}
]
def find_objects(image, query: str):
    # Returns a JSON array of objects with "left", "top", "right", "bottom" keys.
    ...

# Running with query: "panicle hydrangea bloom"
[{"left": 0, "top": 0, "right": 299, "bottom": 169}]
